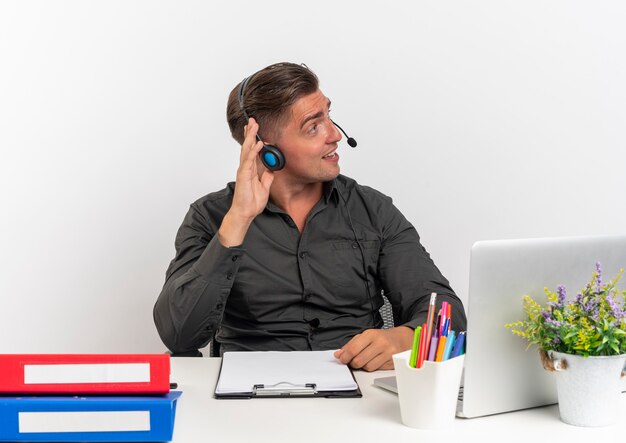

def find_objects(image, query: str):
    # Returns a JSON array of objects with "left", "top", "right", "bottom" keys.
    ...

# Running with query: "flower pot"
[{"left": 547, "top": 351, "right": 626, "bottom": 427}]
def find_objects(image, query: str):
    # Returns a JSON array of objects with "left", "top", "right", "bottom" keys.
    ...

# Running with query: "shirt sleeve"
[
  {"left": 153, "top": 203, "right": 244, "bottom": 354},
  {"left": 376, "top": 198, "right": 467, "bottom": 332}
]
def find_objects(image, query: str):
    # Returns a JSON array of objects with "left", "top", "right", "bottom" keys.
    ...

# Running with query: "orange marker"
[{"left": 435, "top": 335, "right": 447, "bottom": 362}]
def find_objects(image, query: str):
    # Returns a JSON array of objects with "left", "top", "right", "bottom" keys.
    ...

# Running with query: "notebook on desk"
[{"left": 374, "top": 234, "right": 626, "bottom": 418}]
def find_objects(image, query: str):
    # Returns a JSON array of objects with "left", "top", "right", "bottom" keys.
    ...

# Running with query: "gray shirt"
[{"left": 154, "top": 174, "right": 466, "bottom": 354}]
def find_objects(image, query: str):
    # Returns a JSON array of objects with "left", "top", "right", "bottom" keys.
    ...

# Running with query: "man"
[{"left": 153, "top": 62, "right": 466, "bottom": 371}]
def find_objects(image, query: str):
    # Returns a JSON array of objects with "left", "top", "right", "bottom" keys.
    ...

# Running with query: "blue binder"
[{"left": 0, "top": 391, "right": 181, "bottom": 442}]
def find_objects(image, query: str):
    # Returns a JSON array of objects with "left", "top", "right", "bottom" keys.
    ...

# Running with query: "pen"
[
  {"left": 435, "top": 334, "right": 447, "bottom": 362},
  {"left": 439, "top": 302, "right": 448, "bottom": 336},
  {"left": 440, "top": 318, "right": 449, "bottom": 337},
  {"left": 409, "top": 326, "right": 421, "bottom": 368},
  {"left": 442, "top": 330, "right": 456, "bottom": 361},
  {"left": 427, "top": 331, "right": 439, "bottom": 361},
  {"left": 416, "top": 322, "right": 428, "bottom": 368},
  {"left": 450, "top": 331, "right": 466, "bottom": 358}
]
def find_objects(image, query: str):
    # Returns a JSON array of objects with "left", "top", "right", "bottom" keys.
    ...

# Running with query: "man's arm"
[
  {"left": 153, "top": 206, "right": 244, "bottom": 354},
  {"left": 335, "top": 196, "right": 467, "bottom": 371},
  {"left": 154, "top": 119, "right": 273, "bottom": 354}
]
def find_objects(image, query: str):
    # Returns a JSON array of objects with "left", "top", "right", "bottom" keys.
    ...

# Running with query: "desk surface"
[{"left": 170, "top": 357, "right": 624, "bottom": 443}]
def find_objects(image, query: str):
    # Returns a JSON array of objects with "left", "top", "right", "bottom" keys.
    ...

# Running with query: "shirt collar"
[{"left": 323, "top": 179, "right": 340, "bottom": 205}]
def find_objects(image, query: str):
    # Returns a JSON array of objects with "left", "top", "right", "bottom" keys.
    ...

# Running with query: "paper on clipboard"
[{"left": 214, "top": 350, "right": 359, "bottom": 397}]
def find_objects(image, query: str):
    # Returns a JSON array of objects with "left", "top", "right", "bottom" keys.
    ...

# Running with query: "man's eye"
[{"left": 308, "top": 124, "right": 318, "bottom": 134}]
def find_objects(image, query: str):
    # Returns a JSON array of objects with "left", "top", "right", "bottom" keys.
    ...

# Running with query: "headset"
[{"left": 237, "top": 75, "right": 357, "bottom": 171}]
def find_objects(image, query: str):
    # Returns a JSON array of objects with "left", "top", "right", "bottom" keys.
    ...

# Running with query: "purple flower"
[
  {"left": 542, "top": 310, "right": 562, "bottom": 328},
  {"left": 595, "top": 261, "right": 603, "bottom": 289},
  {"left": 584, "top": 297, "right": 599, "bottom": 315},
  {"left": 606, "top": 293, "right": 625, "bottom": 319},
  {"left": 575, "top": 292, "right": 584, "bottom": 304},
  {"left": 557, "top": 284, "right": 567, "bottom": 306}
]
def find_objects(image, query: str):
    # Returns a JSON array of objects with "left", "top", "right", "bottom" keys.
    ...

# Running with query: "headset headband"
[{"left": 238, "top": 75, "right": 253, "bottom": 121}]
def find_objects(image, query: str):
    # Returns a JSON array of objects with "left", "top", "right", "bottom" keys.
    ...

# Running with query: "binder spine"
[
  {"left": 0, "top": 392, "right": 181, "bottom": 442},
  {"left": 0, "top": 354, "right": 171, "bottom": 394}
]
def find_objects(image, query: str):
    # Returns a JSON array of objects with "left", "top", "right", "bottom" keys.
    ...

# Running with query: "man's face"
[{"left": 271, "top": 89, "right": 343, "bottom": 184}]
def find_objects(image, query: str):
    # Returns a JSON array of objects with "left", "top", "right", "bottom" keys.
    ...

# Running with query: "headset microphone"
[{"left": 332, "top": 120, "right": 357, "bottom": 148}]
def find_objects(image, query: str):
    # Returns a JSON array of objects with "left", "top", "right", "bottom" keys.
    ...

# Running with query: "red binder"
[{"left": 0, "top": 354, "right": 170, "bottom": 394}]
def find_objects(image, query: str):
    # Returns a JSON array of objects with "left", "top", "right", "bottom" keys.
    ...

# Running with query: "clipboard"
[{"left": 214, "top": 350, "right": 362, "bottom": 399}]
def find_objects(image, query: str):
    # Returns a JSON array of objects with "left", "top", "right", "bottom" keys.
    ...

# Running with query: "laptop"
[{"left": 374, "top": 234, "right": 626, "bottom": 418}]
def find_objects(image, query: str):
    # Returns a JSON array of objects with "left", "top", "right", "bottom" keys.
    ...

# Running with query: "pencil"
[{"left": 423, "top": 292, "right": 437, "bottom": 361}]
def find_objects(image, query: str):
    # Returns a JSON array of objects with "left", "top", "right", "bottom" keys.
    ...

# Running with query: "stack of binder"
[{"left": 0, "top": 354, "right": 181, "bottom": 442}]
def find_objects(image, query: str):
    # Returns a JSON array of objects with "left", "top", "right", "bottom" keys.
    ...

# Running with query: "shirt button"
[
  {"left": 226, "top": 272, "right": 233, "bottom": 280},
  {"left": 216, "top": 303, "right": 223, "bottom": 310},
  {"left": 352, "top": 242, "right": 358, "bottom": 249},
  {"left": 299, "top": 252, "right": 307, "bottom": 258},
  {"left": 232, "top": 255, "right": 239, "bottom": 262}
]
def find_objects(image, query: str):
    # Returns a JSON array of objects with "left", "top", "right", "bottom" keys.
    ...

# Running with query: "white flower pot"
[{"left": 549, "top": 351, "right": 626, "bottom": 427}]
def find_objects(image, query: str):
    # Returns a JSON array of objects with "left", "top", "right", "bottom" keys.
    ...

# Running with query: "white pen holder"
[{"left": 392, "top": 350, "right": 465, "bottom": 430}]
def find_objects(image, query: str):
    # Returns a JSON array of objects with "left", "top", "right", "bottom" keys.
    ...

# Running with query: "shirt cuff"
[
  {"left": 401, "top": 318, "right": 426, "bottom": 331},
  {"left": 191, "top": 236, "right": 245, "bottom": 287}
]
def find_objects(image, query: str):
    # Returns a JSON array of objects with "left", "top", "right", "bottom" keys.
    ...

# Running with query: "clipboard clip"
[{"left": 253, "top": 382, "right": 317, "bottom": 396}]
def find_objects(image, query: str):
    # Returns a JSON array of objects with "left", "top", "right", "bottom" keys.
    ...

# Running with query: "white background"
[{"left": 1, "top": 0, "right": 624, "bottom": 353}]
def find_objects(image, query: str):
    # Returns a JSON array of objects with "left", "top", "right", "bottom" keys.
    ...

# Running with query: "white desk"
[{"left": 170, "top": 357, "right": 624, "bottom": 443}]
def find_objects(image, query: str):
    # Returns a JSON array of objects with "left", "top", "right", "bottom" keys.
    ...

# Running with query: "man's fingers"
[
  {"left": 335, "top": 334, "right": 365, "bottom": 365},
  {"left": 336, "top": 329, "right": 406, "bottom": 371},
  {"left": 336, "top": 332, "right": 376, "bottom": 366},
  {"left": 260, "top": 169, "right": 274, "bottom": 191},
  {"left": 347, "top": 342, "right": 384, "bottom": 370},
  {"left": 240, "top": 118, "right": 262, "bottom": 162},
  {"left": 362, "top": 352, "right": 392, "bottom": 372}
]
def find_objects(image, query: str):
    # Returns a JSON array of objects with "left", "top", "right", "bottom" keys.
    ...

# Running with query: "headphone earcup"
[{"left": 260, "top": 144, "right": 285, "bottom": 171}]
